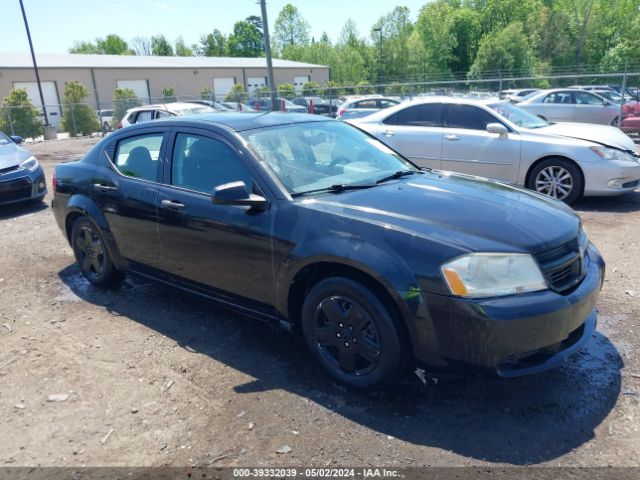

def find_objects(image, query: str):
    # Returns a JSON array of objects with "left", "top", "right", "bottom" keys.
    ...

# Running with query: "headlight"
[
  {"left": 590, "top": 146, "right": 637, "bottom": 163},
  {"left": 441, "top": 253, "right": 547, "bottom": 298},
  {"left": 19, "top": 156, "right": 39, "bottom": 171}
]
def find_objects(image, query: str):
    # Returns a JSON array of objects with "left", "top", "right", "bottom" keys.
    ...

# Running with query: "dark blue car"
[
  {"left": 0, "top": 132, "right": 47, "bottom": 205},
  {"left": 51, "top": 113, "right": 605, "bottom": 390}
]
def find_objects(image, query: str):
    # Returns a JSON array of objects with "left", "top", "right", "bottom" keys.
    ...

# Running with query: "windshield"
[
  {"left": 488, "top": 101, "right": 550, "bottom": 129},
  {"left": 241, "top": 121, "right": 418, "bottom": 196}
]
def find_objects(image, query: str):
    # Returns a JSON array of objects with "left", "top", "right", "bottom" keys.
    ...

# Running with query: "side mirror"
[
  {"left": 486, "top": 123, "right": 508, "bottom": 136},
  {"left": 10, "top": 135, "right": 23, "bottom": 144},
  {"left": 212, "top": 181, "right": 269, "bottom": 210}
]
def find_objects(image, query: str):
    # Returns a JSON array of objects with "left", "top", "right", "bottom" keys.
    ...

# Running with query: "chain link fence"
[{"left": 2, "top": 71, "right": 640, "bottom": 142}]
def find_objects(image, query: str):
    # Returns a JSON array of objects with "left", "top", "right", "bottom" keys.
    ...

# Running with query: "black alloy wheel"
[
  {"left": 301, "top": 277, "right": 408, "bottom": 390},
  {"left": 71, "top": 217, "right": 123, "bottom": 288}
]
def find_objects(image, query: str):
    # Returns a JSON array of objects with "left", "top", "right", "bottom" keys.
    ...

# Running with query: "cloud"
[{"left": 155, "top": 2, "right": 169, "bottom": 11}]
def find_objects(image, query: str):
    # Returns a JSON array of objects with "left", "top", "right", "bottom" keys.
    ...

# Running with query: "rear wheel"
[
  {"left": 71, "top": 217, "right": 123, "bottom": 288},
  {"left": 301, "top": 277, "right": 408, "bottom": 391},
  {"left": 527, "top": 158, "right": 583, "bottom": 204}
]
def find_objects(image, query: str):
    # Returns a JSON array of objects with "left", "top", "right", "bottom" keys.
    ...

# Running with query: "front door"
[
  {"left": 156, "top": 129, "right": 275, "bottom": 305},
  {"left": 440, "top": 104, "right": 521, "bottom": 183},
  {"left": 541, "top": 91, "right": 576, "bottom": 122},
  {"left": 376, "top": 103, "right": 444, "bottom": 170},
  {"left": 95, "top": 130, "right": 166, "bottom": 269}
]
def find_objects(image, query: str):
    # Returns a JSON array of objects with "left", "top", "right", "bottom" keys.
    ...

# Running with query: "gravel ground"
[{"left": 0, "top": 136, "right": 639, "bottom": 469}]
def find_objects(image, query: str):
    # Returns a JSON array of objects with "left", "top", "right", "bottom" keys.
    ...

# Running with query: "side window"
[
  {"left": 446, "top": 105, "right": 500, "bottom": 130},
  {"left": 136, "top": 110, "right": 153, "bottom": 123},
  {"left": 155, "top": 110, "right": 172, "bottom": 119},
  {"left": 171, "top": 134, "right": 253, "bottom": 194},
  {"left": 354, "top": 100, "right": 377, "bottom": 109},
  {"left": 114, "top": 133, "right": 163, "bottom": 181},
  {"left": 385, "top": 104, "right": 443, "bottom": 127},
  {"left": 543, "top": 92, "right": 573, "bottom": 104},
  {"left": 573, "top": 91, "right": 604, "bottom": 105},
  {"left": 378, "top": 99, "right": 398, "bottom": 108}
]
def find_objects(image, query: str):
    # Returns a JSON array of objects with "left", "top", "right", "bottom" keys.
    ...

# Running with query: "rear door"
[
  {"left": 376, "top": 103, "right": 444, "bottom": 169},
  {"left": 440, "top": 104, "right": 521, "bottom": 183},
  {"left": 156, "top": 128, "right": 275, "bottom": 305},
  {"left": 541, "top": 91, "right": 576, "bottom": 122},
  {"left": 95, "top": 130, "right": 167, "bottom": 270}
]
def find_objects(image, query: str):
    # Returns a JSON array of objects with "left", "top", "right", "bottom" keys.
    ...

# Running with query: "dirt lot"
[{"left": 0, "top": 136, "right": 639, "bottom": 469}]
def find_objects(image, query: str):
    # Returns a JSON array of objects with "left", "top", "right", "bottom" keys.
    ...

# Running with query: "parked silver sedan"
[
  {"left": 337, "top": 96, "right": 401, "bottom": 121},
  {"left": 350, "top": 97, "right": 640, "bottom": 203},
  {"left": 516, "top": 89, "right": 620, "bottom": 125}
]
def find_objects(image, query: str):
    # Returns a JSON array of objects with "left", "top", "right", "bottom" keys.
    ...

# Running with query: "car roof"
[
  {"left": 126, "top": 102, "right": 209, "bottom": 113},
  {"left": 126, "top": 112, "right": 329, "bottom": 132}
]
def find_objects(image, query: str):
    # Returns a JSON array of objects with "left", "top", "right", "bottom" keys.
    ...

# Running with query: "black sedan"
[
  {"left": 0, "top": 132, "right": 47, "bottom": 206},
  {"left": 51, "top": 113, "right": 605, "bottom": 390},
  {"left": 291, "top": 97, "right": 340, "bottom": 117}
]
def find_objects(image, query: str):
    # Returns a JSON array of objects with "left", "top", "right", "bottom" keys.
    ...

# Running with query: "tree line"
[{"left": 61, "top": 0, "right": 640, "bottom": 84}]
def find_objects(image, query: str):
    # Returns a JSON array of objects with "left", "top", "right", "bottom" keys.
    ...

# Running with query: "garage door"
[
  {"left": 247, "top": 77, "right": 267, "bottom": 94},
  {"left": 213, "top": 78, "right": 235, "bottom": 101},
  {"left": 294, "top": 76, "right": 310, "bottom": 93},
  {"left": 116, "top": 80, "right": 150, "bottom": 103},
  {"left": 13, "top": 81, "right": 61, "bottom": 130}
]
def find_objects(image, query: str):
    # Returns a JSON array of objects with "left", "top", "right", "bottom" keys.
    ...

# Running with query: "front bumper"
[
  {"left": 0, "top": 165, "right": 47, "bottom": 205},
  {"left": 410, "top": 244, "right": 605, "bottom": 376},
  {"left": 583, "top": 158, "right": 640, "bottom": 196}
]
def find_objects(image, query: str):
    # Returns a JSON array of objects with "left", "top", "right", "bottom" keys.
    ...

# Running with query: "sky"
[{"left": 2, "top": 0, "right": 428, "bottom": 54}]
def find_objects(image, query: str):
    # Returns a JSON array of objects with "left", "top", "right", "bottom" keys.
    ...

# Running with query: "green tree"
[
  {"left": 0, "top": 88, "right": 42, "bottom": 139},
  {"left": 198, "top": 30, "right": 227, "bottom": 56},
  {"left": 224, "top": 83, "right": 247, "bottom": 103},
  {"left": 131, "top": 36, "right": 152, "bottom": 56},
  {"left": 112, "top": 88, "right": 140, "bottom": 128},
  {"left": 200, "top": 87, "right": 213, "bottom": 100},
  {"left": 302, "top": 81, "right": 321, "bottom": 96},
  {"left": 60, "top": 81, "right": 99, "bottom": 137},
  {"left": 174, "top": 37, "right": 193, "bottom": 56},
  {"left": 227, "top": 21, "right": 263, "bottom": 57},
  {"left": 414, "top": 1, "right": 458, "bottom": 76},
  {"left": 277, "top": 83, "right": 296, "bottom": 99},
  {"left": 371, "top": 6, "right": 414, "bottom": 82},
  {"left": 469, "top": 22, "right": 535, "bottom": 78},
  {"left": 355, "top": 81, "right": 374, "bottom": 94},
  {"left": 69, "top": 34, "right": 132, "bottom": 54},
  {"left": 151, "top": 35, "right": 174, "bottom": 56},
  {"left": 161, "top": 87, "right": 176, "bottom": 102},
  {"left": 273, "top": 4, "right": 310, "bottom": 54}
]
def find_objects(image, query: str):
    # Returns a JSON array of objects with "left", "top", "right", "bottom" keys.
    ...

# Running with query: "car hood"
[
  {"left": 299, "top": 172, "right": 580, "bottom": 255},
  {"left": 535, "top": 122, "right": 637, "bottom": 152},
  {"left": 0, "top": 143, "right": 31, "bottom": 169}
]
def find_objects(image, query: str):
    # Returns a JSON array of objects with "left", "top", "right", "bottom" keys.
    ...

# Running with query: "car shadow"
[
  {"left": 0, "top": 200, "right": 48, "bottom": 220},
  {"left": 59, "top": 265, "right": 623, "bottom": 465},
  {"left": 572, "top": 190, "right": 640, "bottom": 213}
]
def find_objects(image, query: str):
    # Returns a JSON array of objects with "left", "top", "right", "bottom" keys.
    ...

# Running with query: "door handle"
[
  {"left": 445, "top": 134, "right": 459, "bottom": 141},
  {"left": 382, "top": 129, "right": 395, "bottom": 136},
  {"left": 161, "top": 199, "right": 186, "bottom": 210},
  {"left": 93, "top": 183, "right": 118, "bottom": 192}
]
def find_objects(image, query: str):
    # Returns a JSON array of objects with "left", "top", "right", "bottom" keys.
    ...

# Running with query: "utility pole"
[
  {"left": 259, "top": 0, "right": 278, "bottom": 111},
  {"left": 18, "top": 0, "right": 53, "bottom": 136},
  {"left": 373, "top": 28, "right": 383, "bottom": 85}
]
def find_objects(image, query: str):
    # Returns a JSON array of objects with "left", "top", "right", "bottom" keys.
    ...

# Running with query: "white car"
[
  {"left": 350, "top": 97, "right": 640, "bottom": 203},
  {"left": 118, "top": 102, "right": 216, "bottom": 129}
]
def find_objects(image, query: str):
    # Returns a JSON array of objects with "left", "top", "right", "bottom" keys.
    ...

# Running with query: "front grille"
[
  {"left": 0, "top": 177, "right": 32, "bottom": 203},
  {"left": 0, "top": 165, "right": 20, "bottom": 175},
  {"left": 535, "top": 236, "right": 585, "bottom": 293}
]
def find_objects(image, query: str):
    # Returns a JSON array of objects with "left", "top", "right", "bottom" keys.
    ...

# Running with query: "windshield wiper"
[
  {"left": 291, "top": 183, "right": 376, "bottom": 197},
  {"left": 375, "top": 170, "right": 417, "bottom": 184}
]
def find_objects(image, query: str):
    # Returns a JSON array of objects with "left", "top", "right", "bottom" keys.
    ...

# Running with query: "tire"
[
  {"left": 71, "top": 217, "right": 124, "bottom": 288},
  {"left": 301, "top": 277, "right": 408, "bottom": 391},
  {"left": 103, "top": 121, "right": 112, "bottom": 132},
  {"left": 611, "top": 116, "right": 619, "bottom": 127},
  {"left": 538, "top": 115, "right": 548, "bottom": 121},
  {"left": 527, "top": 158, "right": 583, "bottom": 204}
]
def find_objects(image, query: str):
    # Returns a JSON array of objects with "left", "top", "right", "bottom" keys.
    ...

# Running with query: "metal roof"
[{"left": 0, "top": 53, "right": 327, "bottom": 70}]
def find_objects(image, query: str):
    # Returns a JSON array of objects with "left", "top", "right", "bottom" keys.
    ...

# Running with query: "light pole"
[
  {"left": 373, "top": 27, "right": 383, "bottom": 86},
  {"left": 259, "top": 0, "right": 277, "bottom": 111},
  {"left": 18, "top": 0, "right": 55, "bottom": 138}
]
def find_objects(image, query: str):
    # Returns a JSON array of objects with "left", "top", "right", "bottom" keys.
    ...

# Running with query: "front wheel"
[
  {"left": 71, "top": 217, "right": 124, "bottom": 288},
  {"left": 301, "top": 277, "right": 409, "bottom": 391},
  {"left": 527, "top": 158, "right": 583, "bottom": 204}
]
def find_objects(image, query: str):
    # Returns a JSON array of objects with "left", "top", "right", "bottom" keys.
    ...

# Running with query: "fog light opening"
[{"left": 606, "top": 179, "right": 624, "bottom": 189}]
